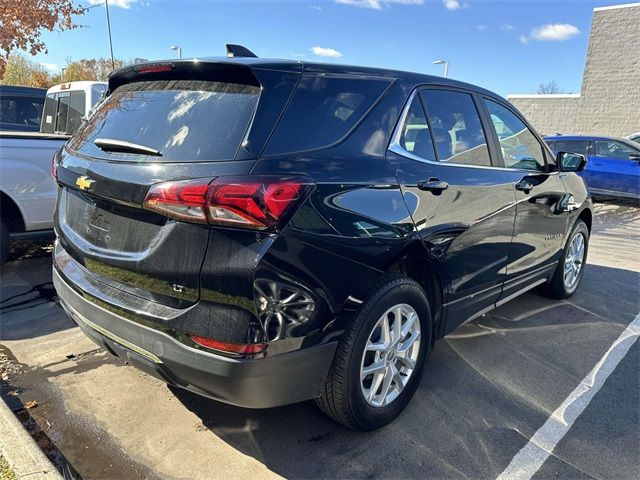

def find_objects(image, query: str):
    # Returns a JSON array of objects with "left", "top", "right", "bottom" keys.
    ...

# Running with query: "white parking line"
[{"left": 497, "top": 312, "right": 640, "bottom": 480}]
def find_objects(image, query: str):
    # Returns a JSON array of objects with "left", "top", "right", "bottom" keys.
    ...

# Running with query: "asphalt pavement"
[{"left": 1, "top": 200, "right": 638, "bottom": 480}]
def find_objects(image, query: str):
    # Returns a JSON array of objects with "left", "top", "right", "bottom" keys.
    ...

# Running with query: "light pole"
[
  {"left": 433, "top": 59, "right": 449, "bottom": 78},
  {"left": 170, "top": 45, "right": 182, "bottom": 59},
  {"left": 105, "top": 0, "right": 115, "bottom": 70}
]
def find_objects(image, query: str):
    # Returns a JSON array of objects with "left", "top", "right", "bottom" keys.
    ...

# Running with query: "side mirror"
[{"left": 557, "top": 151, "right": 587, "bottom": 172}]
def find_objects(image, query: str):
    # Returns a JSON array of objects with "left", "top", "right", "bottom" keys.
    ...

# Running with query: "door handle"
[
  {"left": 514, "top": 180, "right": 533, "bottom": 193},
  {"left": 417, "top": 178, "right": 449, "bottom": 194}
]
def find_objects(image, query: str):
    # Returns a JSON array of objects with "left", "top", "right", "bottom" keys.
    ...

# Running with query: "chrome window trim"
[{"left": 388, "top": 88, "right": 558, "bottom": 175}]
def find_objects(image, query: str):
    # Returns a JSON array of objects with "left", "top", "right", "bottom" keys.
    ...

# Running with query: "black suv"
[{"left": 52, "top": 50, "right": 592, "bottom": 430}]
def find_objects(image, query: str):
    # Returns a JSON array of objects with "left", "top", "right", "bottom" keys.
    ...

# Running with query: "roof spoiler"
[{"left": 226, "top": 44, "right": 258, "bottom": 58}]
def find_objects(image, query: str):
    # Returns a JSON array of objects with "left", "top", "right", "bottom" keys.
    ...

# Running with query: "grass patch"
[{"left": 0, "top": 455, "right": 18, "bottom": 480}]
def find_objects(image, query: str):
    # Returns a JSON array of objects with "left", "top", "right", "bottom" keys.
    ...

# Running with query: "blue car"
[{"left": 545, "top": 135, "right": 640, "bottom": 199}]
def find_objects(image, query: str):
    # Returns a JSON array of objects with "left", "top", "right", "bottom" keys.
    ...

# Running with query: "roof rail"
[{"left": 226, "top": 44, "right": 258, "bottom": 58}]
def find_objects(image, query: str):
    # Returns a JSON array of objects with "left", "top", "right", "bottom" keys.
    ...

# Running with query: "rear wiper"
[{"left": 94, "top": 138, "right": 162, "bottom": 157}]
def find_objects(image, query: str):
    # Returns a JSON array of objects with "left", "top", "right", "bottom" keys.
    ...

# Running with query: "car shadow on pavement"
[
  {"left": 0, "top": 255, "right": 75, "bottom": 341},
  {"left": 1, "top": 255, "right": 77, "bottom": 341},
  {"left": 172, "top": 263, "right": 639, "bottom": 480}
]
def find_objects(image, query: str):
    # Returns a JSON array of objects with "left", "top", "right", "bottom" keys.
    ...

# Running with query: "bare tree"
[
  {"left": 0, "top": 0, "right": 86, "bottom": 78},
  {"left": 537, "top": 81, "right": 563, "bottom": 94}
]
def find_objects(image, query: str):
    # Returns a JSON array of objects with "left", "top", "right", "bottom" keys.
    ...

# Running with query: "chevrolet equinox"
[{"left": 53, "top": 47, "right": 593, "bottom": 430}]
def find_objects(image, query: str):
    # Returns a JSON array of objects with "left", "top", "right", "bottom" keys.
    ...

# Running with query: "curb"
[{"left": 0, "top": 396, "right": 62, "bottom": 480}]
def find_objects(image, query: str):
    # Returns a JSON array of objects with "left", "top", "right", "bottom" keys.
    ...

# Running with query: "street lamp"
[
  {"left": 433, "top": 60, "right": 449, "bottom": 78},
  {"left": 170, "top": 45, "right": 182, "bottom": 59}
]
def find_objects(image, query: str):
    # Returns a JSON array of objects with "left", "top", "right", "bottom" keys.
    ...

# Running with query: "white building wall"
[{"left": 509, "top": 3, "right": 640, "bottom": 138}]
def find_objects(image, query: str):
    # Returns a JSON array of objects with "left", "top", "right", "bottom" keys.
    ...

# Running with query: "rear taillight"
[
  {"left": 143, "top": 176, "right": 313, "bottom": 230},
  {"left": 143, "top": 179, "right": 209, "bottom": 223},
  {"left": 189, "top": 335, "right": 267, "bottom": 355},
  {"left": 133, "top": 63, "right": 175, "bottom": 74}
]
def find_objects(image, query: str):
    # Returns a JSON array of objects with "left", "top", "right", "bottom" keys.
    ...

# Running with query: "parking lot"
[{"left": 1, "top": 200, "right": 638, "bottom": 480}]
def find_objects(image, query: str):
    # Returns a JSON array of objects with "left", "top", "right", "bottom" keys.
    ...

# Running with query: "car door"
[
  {"left": 590, "top": 140, "right": 640, "bottom": 196},
  {"left": 387, "top": 87, "right": 517, "bottom": 334},
  {"left": 480, "top": 98, "right": 570, "bottom": 300}
]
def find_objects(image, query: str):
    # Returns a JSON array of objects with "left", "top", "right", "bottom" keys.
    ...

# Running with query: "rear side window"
[
  {"left": 419, "top": 89, "right": 491, "bottom": 167},
  {"left": 68, "top": 80, "right": 260, "bottom": 162},
  {"left": 264, "top": 75, "right": 390, "bottom": 155},
  {"left": 555, "top": 140, "right": 592, "bottom": 156},
  {"left": 396, "top": 94, "right": 436, "bottom": 162}
]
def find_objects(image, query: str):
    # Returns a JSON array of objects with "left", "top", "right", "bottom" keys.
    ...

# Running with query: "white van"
[{"left": 40, "top": 81, "right": 107, "bottom": 135}]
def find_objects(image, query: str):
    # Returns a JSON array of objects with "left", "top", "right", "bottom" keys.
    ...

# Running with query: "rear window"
[
  {"left": 68, "top": 80, "right": 260, "bottom": 162},
  {"left": 264, "top": 75, "right": 390, "bottom": 155},
  {"left": 0, "top": 95, "right": 44, "bottom": 129},
  {"left": 41, "top": 91, "right": 86, "bottom": 135}
]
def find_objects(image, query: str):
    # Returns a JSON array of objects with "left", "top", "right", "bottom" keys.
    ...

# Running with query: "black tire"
[
  {"left": 316, "top": 277, "right": 432, "bottom": 430},
  {"left": 0, "top": 219, "right": 9, "bottom": 266},
  {"left": 542, "top": 219, "right": 589, "bottom": 299}
]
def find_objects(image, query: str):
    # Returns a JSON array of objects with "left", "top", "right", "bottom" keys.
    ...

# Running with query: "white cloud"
[
  {"left": 40, "top": 62, "right": 59, "bottom": 72},
  {"left": 311, "top": 46, "right": 343, "bottom": 58},
  {"left": 476, "top": 25, "right": 488, "bottom": 31},
  {"left": 87, "top": 0, "right": 137, "bottom": 9},
  {"left": 443, "top": 0, "right": 467, "bottom": 10},
  {"left": 519, "top": 35, "right": 530, "bottom": 45},
  {"left": 311, "top": 5, "right": 322, "bottom": 10},
  {"left": 335, "top": 0, "right": 423, "bottom": 10},
  {"left": 530, "top": 23, "right": 580, "bottom": 41},
  {"left": 500, "top": 24, "right": 515, "bottom": 30}
]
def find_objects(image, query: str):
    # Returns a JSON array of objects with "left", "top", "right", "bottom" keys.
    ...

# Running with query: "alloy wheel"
[
  {"left": 564, "top": 232, "right": 586, "bottom": 288},
  {"left": 360, "top": 303, "right": 421, "bottom": 407},
  {"left": 254, "top": 279, "right": 315, "bottom": 341}
]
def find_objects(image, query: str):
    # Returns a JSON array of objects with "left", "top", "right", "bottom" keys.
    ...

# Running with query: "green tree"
[
  {"left": 0, "top": 54, "right": 55, "bottom": 88},
  {"left": 56, "top": 57, "right": 127, "bottom": 82}
]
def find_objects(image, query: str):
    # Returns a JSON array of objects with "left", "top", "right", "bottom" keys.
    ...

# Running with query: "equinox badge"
[{"left": 76, "top": 175, "right": 95, "bottom": 191}]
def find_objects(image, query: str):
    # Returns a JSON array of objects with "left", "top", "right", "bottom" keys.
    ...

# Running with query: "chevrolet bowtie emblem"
[{"left": 76, "top": 175, "right": 95, "bottom": 191}]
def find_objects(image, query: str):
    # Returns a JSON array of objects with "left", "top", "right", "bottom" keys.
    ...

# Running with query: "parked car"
[
  {"left": 627, "top": 132, "right": 640, "bottom": 144},
  {"left": 0, "top": 81, "right": 107, "bottom": 264},
  {"left": 52, "top": 51, "right": 593, "bottom": 430},
  {"left": 0, "top": 85, "right": 46, "bottom": 132},
  {"left": 40, "top": 81, "right": 107, "bottom": 135},
  {"left": 545, "top": 135, "right": 640, "bottom": 199}
]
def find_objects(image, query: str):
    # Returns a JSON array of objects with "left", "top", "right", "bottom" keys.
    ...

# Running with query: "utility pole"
[{"left": 105, "top": 0, "right": 115, "bottom": 70}]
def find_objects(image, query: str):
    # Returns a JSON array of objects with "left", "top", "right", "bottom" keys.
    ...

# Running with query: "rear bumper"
[
  {"left": 53, "top": 266, "right": 337, "bottom": 409},
  {"left": 9, "top": 229, "right": 55, "bottom": 241}
]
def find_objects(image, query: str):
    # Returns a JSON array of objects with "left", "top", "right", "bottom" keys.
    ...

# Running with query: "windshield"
[{"left": 68, "top": 80, "right": 260, "bottom": 162}]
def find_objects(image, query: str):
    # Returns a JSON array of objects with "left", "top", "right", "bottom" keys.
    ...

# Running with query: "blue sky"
[{"left": 29, "top": 0, "right": 633, "bottom": 97}]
